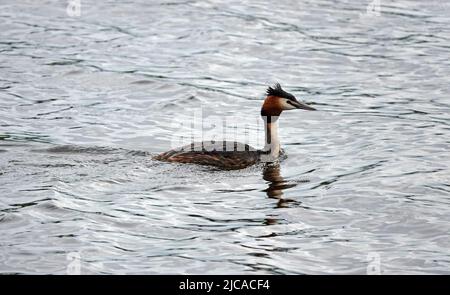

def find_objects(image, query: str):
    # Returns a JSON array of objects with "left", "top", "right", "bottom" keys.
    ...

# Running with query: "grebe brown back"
[{"left": 154, "top": 83, "right": 316, "bottom": 170}]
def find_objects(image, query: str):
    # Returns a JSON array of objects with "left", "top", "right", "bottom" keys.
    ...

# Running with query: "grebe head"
[{"left": 261, "top": 83, "right": 316, "bottom": 117}]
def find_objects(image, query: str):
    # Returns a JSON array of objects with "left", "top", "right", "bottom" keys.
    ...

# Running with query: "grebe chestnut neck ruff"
[{"left": 154, "top": 83, "right": 316, "bottom": 170}]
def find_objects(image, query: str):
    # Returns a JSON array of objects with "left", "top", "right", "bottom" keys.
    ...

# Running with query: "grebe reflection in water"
[
  {"left": 263, "top": 164, "right": 304, "bottom": 208},
  {"left": 154, "top": 83, "right": 316, "bottom": 170}
]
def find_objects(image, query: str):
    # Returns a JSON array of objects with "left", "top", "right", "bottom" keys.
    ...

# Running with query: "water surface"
[{"left": 1, "top": 0, "right": 450, "bottom": 274}]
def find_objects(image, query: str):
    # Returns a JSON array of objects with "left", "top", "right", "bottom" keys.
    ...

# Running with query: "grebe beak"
[{"left": 292, "top": 99, "right": 316, "bottom": 111}]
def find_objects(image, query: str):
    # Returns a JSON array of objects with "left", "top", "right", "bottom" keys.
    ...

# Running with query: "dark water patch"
[
  {"left": 0, "top": 133, "right": 51, "bottom": 144},
  {"left": 34, "top": 145, "right": 124, "bottom": 155},
  {"left": 130, "top": 80, "right": 155, "bottom": 85},
  {"left": 45, "top": 59, "right": 83, "bottom": 66}
]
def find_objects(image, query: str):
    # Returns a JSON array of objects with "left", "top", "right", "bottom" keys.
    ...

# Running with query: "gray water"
[{"left": 1, "top": 0, "right": 450, "bottom": 274}]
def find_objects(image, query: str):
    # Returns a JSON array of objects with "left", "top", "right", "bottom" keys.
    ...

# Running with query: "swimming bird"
[{"left": 154, "top": 83, "right": 316, "bottom": 170}]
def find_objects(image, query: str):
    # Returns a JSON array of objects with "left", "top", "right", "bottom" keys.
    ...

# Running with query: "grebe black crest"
[{"left": 154, "top": 83, "right": 316, "bottom": 170}]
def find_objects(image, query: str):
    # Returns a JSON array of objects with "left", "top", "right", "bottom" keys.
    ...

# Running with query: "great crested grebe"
[{"left": 154, "top": 83, "right": 316, "bottom": 170}]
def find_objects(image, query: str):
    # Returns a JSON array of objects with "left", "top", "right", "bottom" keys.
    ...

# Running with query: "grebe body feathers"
[{"left": 154, "top": 141, "right": 261, "bottom": 170}]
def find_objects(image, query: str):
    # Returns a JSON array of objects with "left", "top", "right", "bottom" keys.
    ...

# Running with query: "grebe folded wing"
[{"left": 153, "top": 141, "right": 260, "bottom": 170}]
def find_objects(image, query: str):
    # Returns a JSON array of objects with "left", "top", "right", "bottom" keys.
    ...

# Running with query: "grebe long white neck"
[{"left": 262, "top": 116, "right": 280, "bottom": 160}]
